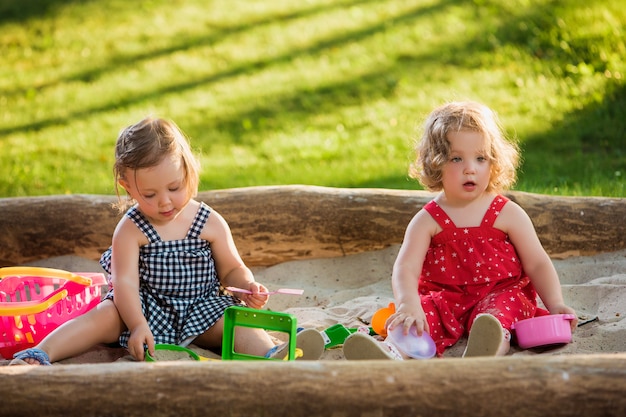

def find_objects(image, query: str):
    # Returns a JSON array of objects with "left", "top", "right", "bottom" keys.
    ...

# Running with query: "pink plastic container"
[
  {"left": 0, "top": 267, "right": 106, "bottom": 359},
  {"left": 511, "top": 314, "right": 576, "bottom": 349}
]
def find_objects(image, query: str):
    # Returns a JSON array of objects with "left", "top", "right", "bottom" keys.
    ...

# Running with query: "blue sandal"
[{"left": 11, "top": 348, "right": 52, "bottom": 365}]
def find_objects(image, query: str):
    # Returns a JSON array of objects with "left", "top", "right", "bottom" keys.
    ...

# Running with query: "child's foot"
[
  {"left": 295, "top": 328, "right": 326, "bottom": 360},
  {"left": 463, "top": 314, "right": 509, "bottom": 357},
  {"left": 343, "top": 333, "right": 403, "bottom": 360},
  {"left": 10, "top": 348, "right": 52, "bottom": 365},
  {"left": 267, "top": 328, "right": 326, "bottom": 360}
]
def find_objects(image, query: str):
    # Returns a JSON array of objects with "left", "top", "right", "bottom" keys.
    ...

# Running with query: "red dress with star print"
[{"left": 419, "top": 195, "right": 548, "bottom": 356}]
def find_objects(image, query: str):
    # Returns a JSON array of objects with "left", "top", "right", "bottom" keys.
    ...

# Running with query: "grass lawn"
[{"left": 1, "top": 0, "right": 624, "bottom": 197}]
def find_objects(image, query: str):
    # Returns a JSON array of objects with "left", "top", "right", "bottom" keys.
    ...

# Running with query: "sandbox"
[{"left": 0, "top": 186, "right": 624, "bottom": 416}]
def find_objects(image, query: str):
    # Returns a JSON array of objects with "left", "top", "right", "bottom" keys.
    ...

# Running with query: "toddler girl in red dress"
[{"left": 344, "top": 101, "right": 577, "bottom": 359}]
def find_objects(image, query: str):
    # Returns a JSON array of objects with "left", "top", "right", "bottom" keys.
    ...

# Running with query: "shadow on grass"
[
  {"left": 0, "top": 0, "right": 95, "bottom": 23},
  {"left": 346, "top": 81, "right": 626, "bottom": 193},
  {"left": 519, "top": 81, "right": 626, "bottom": 193},
  {"left": 0, "top": 0, "right": 452, "bottom": 138},
  {"left": 360, "top": 83, "right": 626, "bottom": 194},
  {"left": 0, "top": 0, "right": 382, "bottom": 96},
  {"left": 1, "top": 0, "right": 622, "bottom": 193}
]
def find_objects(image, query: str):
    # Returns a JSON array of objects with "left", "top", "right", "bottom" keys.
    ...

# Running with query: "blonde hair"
[
  {"left": 409, "top": 101, "right": 519, "bottom": 193},
  {"left": 113, "top": 117, "right": 200, "bottom": 212}
]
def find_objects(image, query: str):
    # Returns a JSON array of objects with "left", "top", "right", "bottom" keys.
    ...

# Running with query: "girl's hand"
[
  {"left": 386, "top": 303, "right": 430, "bottom": 336},
  {"left": 127, "top": 322, "right": 155, "bottom": 361},
  {"left": 549, "top": 304, "right": 578, "bottom": 331},
  {"left": 236, "top": 281, "right": 270, "bottom": 309}
]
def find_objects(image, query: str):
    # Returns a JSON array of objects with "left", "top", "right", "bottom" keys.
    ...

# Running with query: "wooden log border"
[
  {"left": 1, "top": 185, "right": 625, "bottom": 266},
  {"left": 1, "top": 354, "right": 625, "bottom": 417}
]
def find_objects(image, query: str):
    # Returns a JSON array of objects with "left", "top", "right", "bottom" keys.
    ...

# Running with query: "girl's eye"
[
  {"left": 169, "top": 187, "right": 180, "bottom": 192},
  {"left": 477, "top": 156, "right": 487, "bottom": 162},
  {"left": 143, "top": 194, "right": 155, "bottom": 199},
  {"left": 451, "top": 157, "right": 461, "bottom": 162}
]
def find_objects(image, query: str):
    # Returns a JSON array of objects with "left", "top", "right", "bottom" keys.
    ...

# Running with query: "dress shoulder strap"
[
  {"left": 481, "top": 195, "right": 510, "bottom": 227},
  {"left": 187, "top": 202, "right": 211, "bottom": 239},
  {"left": 187, "top": 201, "right": 211, "bottom": 239},
  {"left": 127, "top": 206, "right": 161, "bottom": 243},
  {"left": 423, "top": 200, "right": 456, "bottom": 229}
]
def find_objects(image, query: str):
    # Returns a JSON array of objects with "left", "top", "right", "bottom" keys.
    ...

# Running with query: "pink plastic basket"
[{"left": 0, "top": 267, "right": 106, "bottom": 359}]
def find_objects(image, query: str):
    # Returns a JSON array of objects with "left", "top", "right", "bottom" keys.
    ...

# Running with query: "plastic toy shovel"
[{"left": 225, "top": 286, "right": 304, "bottom": 296}]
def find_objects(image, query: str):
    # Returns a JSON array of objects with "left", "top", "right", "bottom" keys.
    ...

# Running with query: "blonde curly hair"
[{"left": 409, "top": 101, "right": 519, "bottom": 193}]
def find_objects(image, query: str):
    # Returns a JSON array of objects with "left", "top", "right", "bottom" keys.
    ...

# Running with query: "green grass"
[{"left": 1, "top": 0, "right": 624, "bottom": 197}]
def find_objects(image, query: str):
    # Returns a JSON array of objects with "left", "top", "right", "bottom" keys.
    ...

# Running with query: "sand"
[{"left": 3, "top": 246, "right": 625, "bottom": 363}]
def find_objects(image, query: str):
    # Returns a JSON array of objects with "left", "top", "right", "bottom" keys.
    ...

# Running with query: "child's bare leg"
[
  {"left": 193, "top": 316, "right": 275, "bottom": 356},
  {"left": 234, "top": 327, "right": 325, "bottom": 359},
  {"left": 30, "top": 300, "right": 125, "bottom": 364},
  {"left": 194, "top": 316, "right": 325, "bottom": 359},
  {"left": 234, "top": 327, "right": 276, "bottom": 356}
]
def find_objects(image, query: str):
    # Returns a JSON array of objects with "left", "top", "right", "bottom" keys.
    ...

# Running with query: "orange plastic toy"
[{"left": 371, "top": 302, "right": 395, "bottom": 337}]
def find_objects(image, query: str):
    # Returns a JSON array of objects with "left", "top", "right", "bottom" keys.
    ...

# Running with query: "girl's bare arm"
[
  {"left": 497, "top": 202, "right": 577, "bottom": 328},
  {"left": 110, "top": 218, "right": 154, "bottom": 359},
  {"left": 202, "top": 209, "right": 268, "bottom": 309},
  {"left": 389, "top": 209, "right": 437, "bottom": 335}
]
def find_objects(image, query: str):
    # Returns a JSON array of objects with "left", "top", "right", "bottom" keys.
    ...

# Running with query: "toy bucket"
[{"left": 511, "top": 314, "right": 576, "bottom": 349}]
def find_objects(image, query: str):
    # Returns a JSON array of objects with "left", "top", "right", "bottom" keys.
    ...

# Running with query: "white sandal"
[
  {"left": 343, "top": 333, "right": 403, "bottom": 360},
  {"left": 463, "top": 314, "right": 509, "bottom": 357}
]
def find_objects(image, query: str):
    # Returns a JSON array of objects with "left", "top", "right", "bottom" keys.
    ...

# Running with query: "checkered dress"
[{"left": 100, "top": 202, "right": 241, "bottom": 348}]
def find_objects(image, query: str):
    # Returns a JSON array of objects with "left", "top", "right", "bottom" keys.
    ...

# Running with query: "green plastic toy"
[
  {"left": 321, "top": 323, "right": 376, "bottom": 349},
  {"left": 221, "top": 306, "right": 298, "bottom": 360}
]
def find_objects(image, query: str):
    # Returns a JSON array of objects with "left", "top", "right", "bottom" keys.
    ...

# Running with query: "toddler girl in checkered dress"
[{"left": 12, "top": 117, "right": 323, "bottom": 365}]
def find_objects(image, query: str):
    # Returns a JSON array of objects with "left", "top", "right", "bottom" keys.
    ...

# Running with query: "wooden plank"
[
  {"left": 1, "top": 354, "right": 625, "bottom": 417},
  {"left": 1, "top": 186, "right": 624, "bottom": 266}
]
